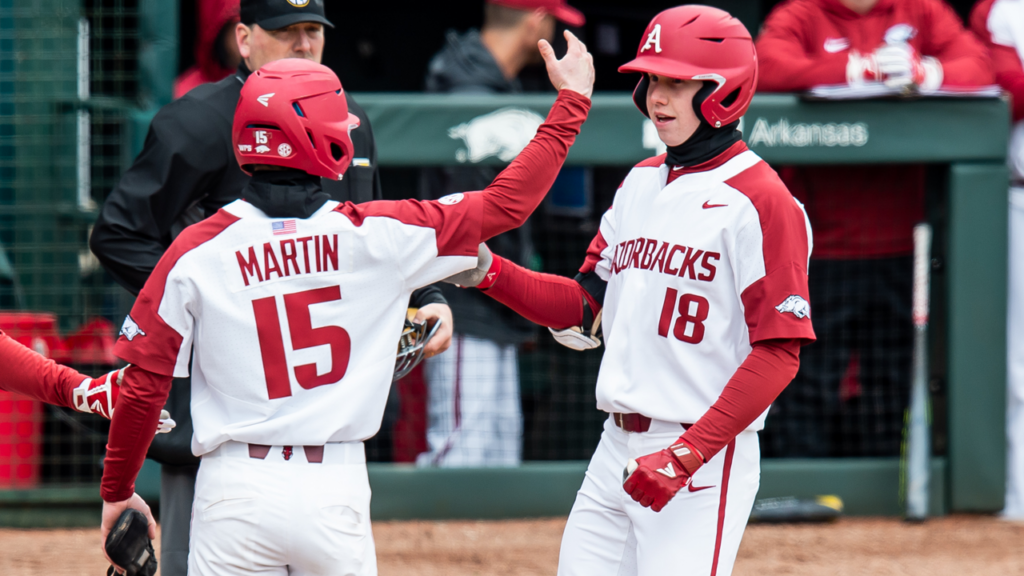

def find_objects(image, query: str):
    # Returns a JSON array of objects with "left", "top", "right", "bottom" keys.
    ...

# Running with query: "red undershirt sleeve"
[
  {"left": 0, "top": 331, "right": 86, "bottom": 410},
  {"left": 482, "top": 255, "right": 598, "bottom": 330},
  {"left": 100, "top": 365, "right": 173, "bottom": 503},
  {"left": 478, "top": 90, "right": 591, "bottom": 242},
  {"left": 681, "top": 339, "right": 801, "bottom": 462}
]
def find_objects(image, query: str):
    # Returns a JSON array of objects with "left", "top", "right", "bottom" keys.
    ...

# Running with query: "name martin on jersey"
[
  {"left": 610, "top": 236, "right": 720, "bottom": 282},
  {"left": 235, "top": 234, "right": 341, "bottom": 287}
]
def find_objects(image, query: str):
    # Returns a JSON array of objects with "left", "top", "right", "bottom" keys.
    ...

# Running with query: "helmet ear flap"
[
  {"left": 632, "top": 75, "right": 651, "bottom": 118},
  {"left": 692, "top": 81, "right": 718, "bottom": 126}
]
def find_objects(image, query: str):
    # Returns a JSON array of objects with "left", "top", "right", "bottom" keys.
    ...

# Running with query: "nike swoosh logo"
[
  {"left": 702, "top": 201, "right": 728, "bottom": 209},
  {"left": 823, "top": 38, "right": 849, "bottom": 53},
  {"left": 688, "top": 483, "right": 714, "bottom": 493}
]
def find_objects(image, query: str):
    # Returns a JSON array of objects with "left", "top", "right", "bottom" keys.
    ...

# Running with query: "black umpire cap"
[{"left": 241, "top": 0, "right": 334, "bottom": 30}]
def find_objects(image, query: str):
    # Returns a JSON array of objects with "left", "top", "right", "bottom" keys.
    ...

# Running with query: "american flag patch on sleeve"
[{"left": 272, "top": 220, "right": 297, "bottom": 235}]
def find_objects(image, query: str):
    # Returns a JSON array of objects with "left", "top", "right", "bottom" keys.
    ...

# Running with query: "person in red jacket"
[
  {"left": 754, "top": 0, "right": 994, "bottom": 457},
  {"left": 173, "top": 0, "right": 241, "bottom": 99},
  {"left": 970, "top": 0, "right": 1024, "bottom": 520}
]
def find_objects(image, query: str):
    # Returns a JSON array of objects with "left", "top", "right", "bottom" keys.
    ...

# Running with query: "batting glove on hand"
[
  {"left": 622, "top": 439, "right": 704, "bottom": 512},
  {"left": 847, "top": 45, "right": 943, "bottom": 92},
  {"left": 74, "top": 366, "right": 176, "bottom": 434}
]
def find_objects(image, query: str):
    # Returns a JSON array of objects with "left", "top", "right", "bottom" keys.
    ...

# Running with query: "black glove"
[{"left": 104, "top": 508, "right": 158, "bottom": 576}]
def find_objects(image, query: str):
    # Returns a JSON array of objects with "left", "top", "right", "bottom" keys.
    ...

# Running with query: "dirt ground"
[{"left": 1, "top": 515, "right": 1022, "bottom": 575}]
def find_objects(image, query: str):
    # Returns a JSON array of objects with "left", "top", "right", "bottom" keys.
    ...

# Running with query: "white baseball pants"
[
  {"left": 188, "top": 441, "right": 376, "bottom": 576},
  {"left": 1005, "top": 186, "right": 1024, "bottom": 519},
  {"left": 558, "top": 416, "right": 760, "bottom": 576},
  {"left": 416, "top": 334, "right": 522, "bottom": 467}
]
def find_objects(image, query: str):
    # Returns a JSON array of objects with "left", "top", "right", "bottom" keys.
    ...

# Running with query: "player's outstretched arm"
[
  {"left": 0, "top": 331, "right": 88, "bottom": 409},
  {"left": 475, "top": 31, "right": 595, "bottom": 242},
  {"left": 447, "top": 244, "right": 603, "bottom": 349},
  {"left": 0, "top": 331, "right": 175, "bottom": 432}
]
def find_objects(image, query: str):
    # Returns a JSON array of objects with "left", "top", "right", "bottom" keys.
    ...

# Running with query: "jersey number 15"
[{"left": 252, "top": 285, "right": 351, "bottom": 400}]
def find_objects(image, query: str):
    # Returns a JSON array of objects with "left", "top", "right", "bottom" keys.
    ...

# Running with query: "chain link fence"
[{"left": 1, "top": 0, "right": 138, "bottom": 487}]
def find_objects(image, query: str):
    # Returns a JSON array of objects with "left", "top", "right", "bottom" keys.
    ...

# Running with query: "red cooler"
[{"left": 0, "top": 313, "right": 60, "bottom": 488}]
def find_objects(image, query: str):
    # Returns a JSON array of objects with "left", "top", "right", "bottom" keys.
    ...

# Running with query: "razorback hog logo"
[
  {"left": 448, "top": 107, "right": 544, "bottom": 163},
  {"left": 120, "top": 315, "right": 146, "bottom": 341},
  {"left": 775, "top": 295, "right": 810, "bottom": 319}
]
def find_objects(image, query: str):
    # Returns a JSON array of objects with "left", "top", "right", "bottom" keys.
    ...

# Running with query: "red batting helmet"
[
  {"left": 232, "top": 59, "right": 360, "bottom": 181},
  {"left": 618, "top": 5, "right": 757, "bottom": 128}
]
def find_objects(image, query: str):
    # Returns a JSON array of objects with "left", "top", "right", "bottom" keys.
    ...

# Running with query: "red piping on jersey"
[{"left": 710, "top": 439, "right": 736, "bottom": 576}]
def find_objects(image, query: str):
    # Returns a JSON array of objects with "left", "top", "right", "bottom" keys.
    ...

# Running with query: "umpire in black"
[{"left": 90, "top": 1, "right": 452, "bottom": 573}]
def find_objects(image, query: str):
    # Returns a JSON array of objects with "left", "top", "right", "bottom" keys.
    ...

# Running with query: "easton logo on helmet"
[{"left": 641, "top": 24, "right": 662, "bottom": 53}]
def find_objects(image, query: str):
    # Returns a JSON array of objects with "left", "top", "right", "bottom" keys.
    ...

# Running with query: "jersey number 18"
[{"left": 658, "top": 288, "right": 709, "bottom": 344}]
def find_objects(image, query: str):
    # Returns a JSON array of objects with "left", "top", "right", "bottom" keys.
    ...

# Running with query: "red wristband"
[{"left": 476, "top": 254, "right": 503, "bottom": 291}]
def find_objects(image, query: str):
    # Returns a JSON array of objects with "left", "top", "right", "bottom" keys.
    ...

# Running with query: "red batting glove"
[
  {"left": 622, "top": 438, "right": 704, "bottom": 512},
  {"left": 73, "top": 367, "right": 124, "bottom": 419},
  {"left": 73, "top": 366, "right": 176, "bottom": 434}
]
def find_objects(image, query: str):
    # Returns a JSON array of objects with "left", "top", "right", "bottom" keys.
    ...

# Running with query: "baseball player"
[
  {"left": 99, "top": 36, "right": 594, "bottom": 575},
  {"left": 90, "top": 2, "right": 454, "bottom": 569},
  {"left": 970, "top": 0, "right": 1024, "bottom": 520},
  {"left": 458, "top": 7, "right": 814, "bottom": 575}
]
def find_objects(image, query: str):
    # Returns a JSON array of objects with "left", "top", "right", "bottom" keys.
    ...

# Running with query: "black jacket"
[
  {"left": 420, "top": 30, "right": 535, "bottom": 345},
  {"left": 92, "top": 64, "right": 444, "bottom": 465}
]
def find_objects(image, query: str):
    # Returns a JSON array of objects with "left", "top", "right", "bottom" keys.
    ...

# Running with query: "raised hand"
[{"left": 539, "top": 30, "right": 595, "bottom": 100}]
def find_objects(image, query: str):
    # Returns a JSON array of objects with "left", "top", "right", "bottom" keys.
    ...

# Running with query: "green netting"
[{"left": 1, "top": 0, "right": 138, "bottom": 485}]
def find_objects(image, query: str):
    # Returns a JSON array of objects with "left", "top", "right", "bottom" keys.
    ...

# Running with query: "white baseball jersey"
[
  {"left": 985, "top": 0, "right": 1024, "bottom": 181},
  {"left": 582, "top": 143, "right": 814, "bottom": 428},
  {"left": 114, "top": 196, "right": 481, "bottom": 456}
]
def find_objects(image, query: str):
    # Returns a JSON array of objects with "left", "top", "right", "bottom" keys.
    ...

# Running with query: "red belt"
[
  {"left": 613, "top": 413, "right": 652, "bottom": 433},
  {"left": 247, "top": 444, "right": 324, "bottom": 463},
  {"left": 612, "top": 413, "right": 690, "bottom": 433}
]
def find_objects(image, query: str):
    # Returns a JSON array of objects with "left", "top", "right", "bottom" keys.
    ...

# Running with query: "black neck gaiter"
[
  {"left": 664, "top": 82, "right": 743, "bottom": 168},
  {"left": 243, "top": 169, "right": 329, "bottom": 219}
]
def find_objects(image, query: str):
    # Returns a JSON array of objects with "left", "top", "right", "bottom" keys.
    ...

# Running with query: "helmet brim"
[{"left": 618, "top": 56, "right": 710, "bottom": 81}]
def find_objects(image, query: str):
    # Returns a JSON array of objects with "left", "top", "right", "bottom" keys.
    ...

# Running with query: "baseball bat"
[{"left": 904, "top": 223, "right": 932, "bottom": 521}]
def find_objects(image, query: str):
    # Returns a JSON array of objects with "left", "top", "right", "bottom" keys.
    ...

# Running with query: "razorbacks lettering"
[
  {"left": 610, "top": 236, "right": 720, "bottom": 282},
  {"left": 235, "top": 234, "right": 340, "bottom": 286}
]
